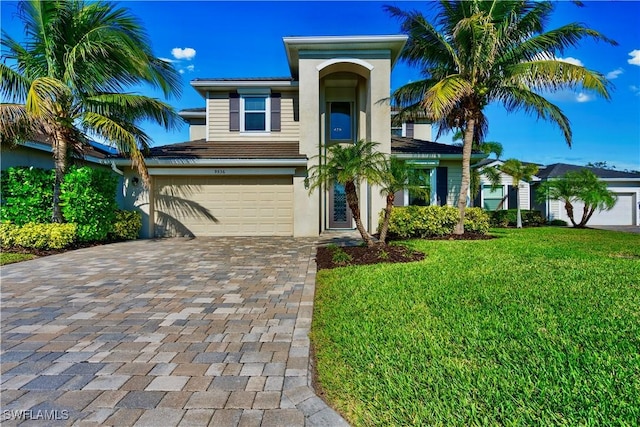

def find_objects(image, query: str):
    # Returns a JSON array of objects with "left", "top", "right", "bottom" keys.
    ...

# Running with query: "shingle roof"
[
  {"left": 179, "top": 107, "right": 206, "bottom": 113},
  {"left": 536, "top": 163, "right": 640, "bottom": 179},
  {"left": 145, "top": 139, "right": 306, "bottom": 160},
  {"left": 391, "top": 136, "right": 483, "bottom": 156},
  {"left": 191, "top": 77, "right": 294, "bottom": 82}
]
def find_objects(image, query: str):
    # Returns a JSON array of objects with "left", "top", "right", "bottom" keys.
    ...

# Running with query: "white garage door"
[
  {"left": 572, "top": 192, "right": 636, "bottom": 226},
  {"left": 154, "top": 176, "right": 293, "bottom": 236}
]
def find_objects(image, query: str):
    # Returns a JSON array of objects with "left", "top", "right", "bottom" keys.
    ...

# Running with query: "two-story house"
[{"left": 113, "top": 35, "right": 486, "bottom": 238}]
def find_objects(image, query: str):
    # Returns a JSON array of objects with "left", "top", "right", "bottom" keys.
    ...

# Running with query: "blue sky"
[{"left": 2, "top": 1, "right": 639, "bottom": 170}]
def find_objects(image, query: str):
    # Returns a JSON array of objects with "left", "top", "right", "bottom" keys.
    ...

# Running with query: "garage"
[
  {"left": 572, "top": 192, "right": 637, "bottom": 226},
  {"left": 153, "top": 175, "right": 294, "bottom": 236}
]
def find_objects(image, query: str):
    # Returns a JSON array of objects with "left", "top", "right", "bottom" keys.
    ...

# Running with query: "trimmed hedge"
[
  {"left": 548, "top": 219, "right": 568, "bottom": 227},
  {"left": 489, "top": 209, "right": 545, "bottom": 228},
  {"left": 0, "top": 222, "right": 77, "bottom": 249},
  {"left": 0, "top": 167, "right": 54, "bottom": 225},
  {"left": 109, "top": 210, "right": 142, "bottom": 240},
  {"left": 60, "top": 167, "right": 119, "bottom": 242},
  {"left": 380, "top": 205, "right": 490, "bottom": 238}
]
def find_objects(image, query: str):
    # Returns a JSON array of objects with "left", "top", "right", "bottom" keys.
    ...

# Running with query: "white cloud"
[
  {"left": 186, "top": 65, "right": 195, "bottom": 72},
  {"left": 171, "top": 47, "right": 196, "bottom": 60},
  {"left": 178, "top": 69, "right": 185, "bottom": 75},
  {"left": 628, "top": 49, "right": 640, "bottom": 66},
  {"left": 576, "top": 92, "right": 592, "bottom": 103},
  {"left": 631, "top": 85, "right": 640, "bottom": 96},
  {"left": 556, "top": 56, "right": 584, "bottom": 66},
  {"left": 606, "top": 68, "right": 624, "bottom": 79}
]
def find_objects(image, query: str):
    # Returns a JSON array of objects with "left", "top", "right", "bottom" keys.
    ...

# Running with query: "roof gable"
[{"left": 537, "top": 163, "right": 640, "bottom": 179}]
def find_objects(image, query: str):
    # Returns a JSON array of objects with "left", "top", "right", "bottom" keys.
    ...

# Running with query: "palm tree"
[
  {"left": 306, "top": 140, "right": 386, "bottom": 247},
  {"left": 378, "top": 157, "right": 430, "bottom": 244},
  {"left": 498, "top": 159, "right": 539, "bottom": 228},
  {"left": 1, "top": 0, "right": 181, "bottom": 222},
  {"left": 387, "top": 0, "right": 615, "bottom": 234},
  {"left": 536, "top": 169, "right": 616, "bottom": 228}
]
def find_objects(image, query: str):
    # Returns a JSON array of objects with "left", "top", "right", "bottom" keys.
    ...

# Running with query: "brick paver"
[{"left": 1, "top": 237, "right": 349, "bottom": 426}]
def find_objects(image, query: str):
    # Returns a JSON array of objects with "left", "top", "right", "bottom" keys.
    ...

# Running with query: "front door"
[{"left": 328, "top": 183, "right": 353, "bottom": 228}]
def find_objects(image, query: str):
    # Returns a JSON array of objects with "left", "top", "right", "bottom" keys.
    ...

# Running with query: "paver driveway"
[{"left": 1, "top": 237, "right": 347, "bottom": 426}]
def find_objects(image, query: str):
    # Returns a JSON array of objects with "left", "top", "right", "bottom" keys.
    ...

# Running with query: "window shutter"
[
  {"left": 271, "top": 93, "right": 281, "bottom": 132},
  {"left": 473, "top": 191, "right": 482, "bottom": 208},
  {"left": 508, "top": 185, "right": 518, "bottom": 209},
  {"left": 229, "top": 93, "right": 240, "bottom": 132},
  {"left": 436, "top": 167, "right": 448, "bottom": 206},
  {"left": 406, "top": 122, "right": 414, "bottom": 138}
]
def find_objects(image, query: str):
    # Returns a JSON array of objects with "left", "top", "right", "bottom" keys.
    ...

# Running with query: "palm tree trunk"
[
  {"left": 578, "top": 204, "right": 594, "bottom": 228},
  {"left": 345, "top": 180, "right": 374, "bottom": 247},
  {"left": 378, "top": 193, "right": 394, "bottom": 245},
  {"left": 52, "top": 130, "right": 67, "bottom": 223},
  {"left": 582, "top": 205, "right": 597, "bottom": 227},
  {"left": 455, "top": 118, "right": 475, "bottom": 235},
  {"left": 515, "top": 186, "right": 522, "bottom": 228},
  {"left": 564, "top": 201, "right": 578, "bottom": 227}
]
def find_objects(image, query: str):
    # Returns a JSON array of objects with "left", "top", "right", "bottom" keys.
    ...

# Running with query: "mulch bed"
[
  {"left": 316, "top": 233, "right": 497, "bottom": 270},
  {"left": 2, "top": 241, "right": 107, "bottom": 258}
]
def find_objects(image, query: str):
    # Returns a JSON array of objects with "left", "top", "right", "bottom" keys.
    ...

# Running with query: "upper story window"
[
  {"left": 242, "top": 96, "right": 269, "bottom": 132},
  {"left": 330, "top": 102, "right": 352, "bottom": 141},
  {"left": 229, "top": 91, "right": 281, "bottom": 133}
]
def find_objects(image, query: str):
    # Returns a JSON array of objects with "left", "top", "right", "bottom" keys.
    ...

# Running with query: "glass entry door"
[{"left": 328, "top": 183, "right": 353, "bottom": 228}]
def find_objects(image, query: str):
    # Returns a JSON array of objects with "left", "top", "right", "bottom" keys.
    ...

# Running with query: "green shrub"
[
  {"left": 331, "top": 247, "right": 353, "bottom": 266},
  {"left": 0, "top": 222, "right": 19, "bottom": 248},
  {"left": 1, "top": 222, "right": 77, "bottom": 249},
  {"left": 60, "top": 167, "right": 118, "bottom": 242},
  {"left": 109, "top": 210, "right": 142, "bottom": 240},
  {"left": 381, "top": 205, "right": 460, "bottom": 238},
  {"left": 463, "top": 207, "right": 490, "bottom": 234},
  {"left": 489, "top": 209, "right": 545, "bottom": 227},
  {"left": 548, "top": 219, "right": 568, "bottom": 227},
  {"left": 0, "top": 167, "right": 54, "bottom": 224}
]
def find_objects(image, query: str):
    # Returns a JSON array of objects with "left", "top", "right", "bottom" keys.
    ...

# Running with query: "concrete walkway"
[{"left": 0, "top": 237, "right": 348, "bottom": 426}]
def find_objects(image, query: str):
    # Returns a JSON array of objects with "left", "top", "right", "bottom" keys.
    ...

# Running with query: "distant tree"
[
  {"left": 536, "top": 169, "right": 616, "bottom": 227},
  {"left": 498, "top": 160, "right": 539, "bottom": 228},
  {"left": 307, "top": 140, "right": 386, "bottom": 247}
]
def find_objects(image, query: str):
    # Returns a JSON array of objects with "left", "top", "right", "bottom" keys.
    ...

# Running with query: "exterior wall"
[
  {"left": 412, "top": 122, "right": 432, "bottom": 141},
  {"left": 207, "top": 91, "right": 299, "bottom": 142},
  {"left": 189, "top": 119, "right": 206, "bottom": 140},
  {"left": 119, "top": 168, "right": 153, "bottom": 238},
  {"left": 440, "top": 160, "right": 462, "bottom": 206},
  {"left": 1, "top": 145, "right": 56, "bottom": 170}
]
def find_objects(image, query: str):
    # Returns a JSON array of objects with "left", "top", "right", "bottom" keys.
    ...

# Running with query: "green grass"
[
  {"left": 312, "top": 227, "right": 640, "bottom": 426},
  {"left": 0, "top": 252, "right": 35, "bottom": 265}
]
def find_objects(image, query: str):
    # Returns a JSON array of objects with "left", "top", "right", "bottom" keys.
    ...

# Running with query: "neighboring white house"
[
  {"left": 473, "top": 159, "right": 540, "bottom": 211},
  {"left": 110, "top": 34, "right": 487, "bottom": 238},
  {"left": 532, "top": 163, "right": 640, "bottom": 226}
]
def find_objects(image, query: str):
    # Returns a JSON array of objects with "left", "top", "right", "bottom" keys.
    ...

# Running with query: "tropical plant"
[
  {"left": 1, "top": 0, "right": 182, "bottom": 222},
  {"left": 307, "top": 140, "right": 386, "bottom": 247},
  {"left": 536, "top": 169, "right": 617, "bottom": 227},
  {"left": 496, "top": 159, "right": 539, "bottom": 228},
  {"left": 387, "top": 0, "right": 615, "bottom": 234},
  {"left": 378, "top": 157, "right": 430, "bottom": 244}
]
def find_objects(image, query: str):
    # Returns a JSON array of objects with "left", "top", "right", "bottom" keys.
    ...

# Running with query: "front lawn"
[{"left": 312, "top": 227, "right": 640, "bottom": 425}]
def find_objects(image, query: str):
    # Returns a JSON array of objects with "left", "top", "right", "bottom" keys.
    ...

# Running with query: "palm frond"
[
  {"left": 84, "top": 93, "right": 181, "bottom": 131},
  {"left": 25, "top": 76, "right": 69, "bottom": 117}
]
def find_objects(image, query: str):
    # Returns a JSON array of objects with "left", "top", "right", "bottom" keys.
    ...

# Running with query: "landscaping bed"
[{"left": 316, "top": 244, "right": 424, "bottom": 270}]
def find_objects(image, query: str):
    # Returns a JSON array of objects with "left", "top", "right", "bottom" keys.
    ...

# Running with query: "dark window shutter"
[
  {"left": 271, "top": 93, "right": 281, "bottom": 132},
  {"left": 406, "top": 121, "right": 414, "bottom": 138},
  {"left": 229, "top": 93, "right": 240, "bottom": 132},
  {"left": 436, "top": 167, "right": 448, "bottom": 206},
  {"left": 508, "top": 185, "right": 518, "bottom": 209},
  {"left": 473, "top": 191, "right": 482, "bottom": 208}
]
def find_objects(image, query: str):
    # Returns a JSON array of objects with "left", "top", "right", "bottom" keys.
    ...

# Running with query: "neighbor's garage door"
[
  {"left": 573, "top": 192, "right": 636, "bottom": 226},
  {"left": 154, "top": 176, "right": 293, "bottom": 236}
]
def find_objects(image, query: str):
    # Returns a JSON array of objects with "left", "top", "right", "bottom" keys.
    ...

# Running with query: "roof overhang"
[
  {"left": 283, "top": 35, "right": 408, "bottom": 79},
  {"left": 393, "top": 153, "right": 487, "bottom": 161},
  {"left": 15, "top": 140, "right": 106, "bottom": 164},
  {"left": 179, "top": 111, "right": 205, "bottom": 119},
  {"left": 190, "top": 79, "right": 298, "bottom": 97},
  {"left": 110, "top": 158, "right": 308, "bottom": 168}
]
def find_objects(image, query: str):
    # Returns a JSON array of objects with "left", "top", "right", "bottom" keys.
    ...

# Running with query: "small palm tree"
[
  {"left": 499, "top": 159, "right": 539, "bottom": 228},
  {"left": 1, "top": 0, "right": 182, "bottom": 222},
  {"left": 537, "top": 169, "right": 616, "bottom": 228},
  {"left": 387, "top": 0, "right": 615, "bottom": 234},
  {"left": 306, "top": 140, "right": 386, "bottom": 247},
  {"left": 378, "top": 157, "right": 430, "bottom": 244}
]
